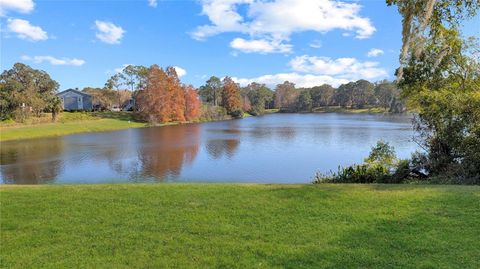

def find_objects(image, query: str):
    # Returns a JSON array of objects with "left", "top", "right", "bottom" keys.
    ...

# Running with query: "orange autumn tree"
[
  {"left": 183, "top": 85, "right": 201, "bottom": 121},
  {"left": 137, "top": 65, "right": 197, "bottom": 124},
  {"left": 165, "top": 67, "right": 185, "bottom": 122},
  {"left": 221, "top": 76, "right": 242, "bottom": 117},
  {"left": 136, "top": 65, "right": 169, "bottom": 123}
]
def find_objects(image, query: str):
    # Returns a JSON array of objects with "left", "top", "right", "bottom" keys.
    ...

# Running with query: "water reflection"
[
  {"left": 136, "top": 125, "right": 200, "bottom": 180},
  {"left": 205, "top": 139, "right": 240, "bottom": 159},
  {"left": 0, "top": 139, "right": 65, "bottom": 184},
  {"left": 0, "top": 113, "right": 417, "bottom": 184}
]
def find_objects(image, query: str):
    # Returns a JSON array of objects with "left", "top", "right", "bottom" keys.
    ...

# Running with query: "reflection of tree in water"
[
  {"left": 136, "top": 125, "right": 200, "bottom": 180},
  {"left": 276, "top": 127, "right": 296, "bottom": 141},
  {"left": 205, "top": 139, "right": 240, "bottom": 159},
  {"left": 0, "top": 139, "right": 64, "bottom": 184}
]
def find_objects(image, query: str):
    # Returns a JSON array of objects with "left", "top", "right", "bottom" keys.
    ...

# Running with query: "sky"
[{"left": 1, "top": 0, "right": 479, "bottom": 90}]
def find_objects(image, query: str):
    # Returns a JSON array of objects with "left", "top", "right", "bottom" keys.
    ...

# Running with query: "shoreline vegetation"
[
  {"left": 0, "top": 107, "right": 391, "bottom": 142},
  {"left": 1, "top": 183, "right": 479, "bottom": 268}
]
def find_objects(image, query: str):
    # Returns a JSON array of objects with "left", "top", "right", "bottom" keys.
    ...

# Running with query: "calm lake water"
[{"left": 1, "top": 113, "right": 418, "bottom": 184}]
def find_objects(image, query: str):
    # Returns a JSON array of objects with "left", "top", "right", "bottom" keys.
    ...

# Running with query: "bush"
[
  {"left": 313, "top": 164, "right": 390, "bottom": 184},
  {"left": 199, "top": 105, "right": 230, "bottom": 122},
  {"left": 314, "top": 141, "right": 429, "bottom": 184}
]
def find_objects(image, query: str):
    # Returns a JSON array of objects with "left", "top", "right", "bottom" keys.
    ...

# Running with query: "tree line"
[
  {"left": 199, "top": 77, "right": 404, "bottom": 115},
  {"left": 1, "top": 61, "right": 405, "bottom": 124}
]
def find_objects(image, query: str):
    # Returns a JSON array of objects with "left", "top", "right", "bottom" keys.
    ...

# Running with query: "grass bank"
[
  {"left": 1, "top": 184, "right": 478, "bottom": 268},
  {"left": 312, "top": 106, "right": 388, "bottom": 113},
  {"left": 0, "top": 112, "right": 147, "bottom": 142}
]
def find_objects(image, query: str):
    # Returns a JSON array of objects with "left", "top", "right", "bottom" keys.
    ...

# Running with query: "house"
[
  {"left": 122, "top": 98, "right": 135, "bottom": 111},
  {"left": 57, "top": 89, "right": 93, "bottom": 111}
]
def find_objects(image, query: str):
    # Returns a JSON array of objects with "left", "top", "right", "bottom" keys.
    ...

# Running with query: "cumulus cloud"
[
  {"left": 230, "top": 38, "right": 292, "bottom": 54},
  {"left": 233, "top": 73, "right": 350, "bottom": 88},
  {"left": 289, "top": 55, "right": 387, "bottom": 80},
  {"left": 148, "top": 0, "right": 157, "bottom": 7},
  {"left": 192, "top": 0, "right": 375, "bottom": 53},
  {"left": 7, "top": 18, "right": 48, "bottom": 41},
  {"left": 233, "top": 54, "right": 388, "bottom": 88},
  {"left": 367, "top": 48, "right": 384, "bottom": 57},
  {"left": 94, "top": 20, "right": 125, "bottom": 44},
  {"left": 21, "top": 55, "right": 85, "bottom": 66},
  {"left": 0, "top": 0, "right": 34, "bottom": 16},
  {"left": 173, "top": 66, "right": 187, "bottom": 78}
]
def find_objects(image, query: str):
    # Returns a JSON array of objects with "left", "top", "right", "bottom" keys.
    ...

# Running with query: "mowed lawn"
[
  {"left": 0, "top": 112, "right": 147, "bottom": 141},
  {"left": 1, "top": 184, "right": 479, "bottom": 268}
]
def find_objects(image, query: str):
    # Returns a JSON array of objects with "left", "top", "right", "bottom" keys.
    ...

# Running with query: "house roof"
[{"left": 57, "top": 88, "right": 91, "bottom": 98}]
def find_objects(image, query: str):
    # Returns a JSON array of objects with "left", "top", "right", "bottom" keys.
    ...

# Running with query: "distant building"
[{"left": 57, "top": 89, "right": 93, "bottom": 111}]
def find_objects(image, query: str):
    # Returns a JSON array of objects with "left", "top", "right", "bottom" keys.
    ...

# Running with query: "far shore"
[{"left": 0, "top": 107, "right": 395, "bottom": 142}]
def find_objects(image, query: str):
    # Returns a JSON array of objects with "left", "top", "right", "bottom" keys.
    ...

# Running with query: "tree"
[
  {"left": 136, "top": 65, "right": 193, "bottom": 124},
  {"left": 335, "top": 82, "right": 354, "bottom": 108},
  {"left": 274, "top": 81, "right": 298, "bottom": 111},
  {"left": 351, "top": 80, "right": 375, "bottom": 108},
  {"left": 0, "top": 63, "right": 59, "bottom": 121},
  {"left": 136, "top": 65, "right": 170, "bottom": 123},
  {"left": 245, "top": 82, "right": 274, "bottom": 115},
  {"left": 221, "top": 77, "right": 242, "bottom": 117},
  {"left": 310, "top": 84, "right": 335, "bottom": 107},
  {"left": 374, "top": 80, "right": 397, "bottom": 110},
  {"left": 165, "top": 67, "right": 186, "bottom": 122},
  {"left": 105, "top": 73, "right": 122, "bottom": 109},
  {"left": 296, "top": 90, "right": 313, "bottom": 112},
  {"left": 183, "top": 85, "right": 201, "bottom": 121},
  {"left": 387, "top": 0, "right": 480, "bottom": 182},
  {"left": 198, "top": 76, "right": 223, "bottom": 106}
]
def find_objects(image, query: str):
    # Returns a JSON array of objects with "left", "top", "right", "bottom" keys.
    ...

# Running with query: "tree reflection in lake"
[
  {"left": 0, "top": 139, "right": 65, "bottom": 184},
  {"left": 135, "top": 125, "right": 200, "bottom": 180}
]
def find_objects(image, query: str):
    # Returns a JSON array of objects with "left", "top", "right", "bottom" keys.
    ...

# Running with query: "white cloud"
[
  {"left": 289, "top": 55, "right": 387, "bottom": 80},
  {"left": 94, "top": 20, "right": 125, "bottom": 44},
  {"left": 233, "top": 73, "right": 349, "bottom": 88},
  {"left": 148, "top": 0, "right": 157, "bottom": 8},
  {"left": 21, "top": 55, "right": 85, "bottom": 66},
  {"left": 0, "top": 0, "right": 34, "bottom": 16},
  {"left": 192, "top": 0, "right": 375, "bottom": 53},
  {"left": 7, "top": 18, "right": 48, "bottom": 41},
  {"left": 367, "top": 48, "right": 384, "bottom": 57},
  {"left": 173, "top": 66, "right": 187, "bottom": 77},
  {"left": 233, "top": 54, "right": 388, "bottom": 88},
  {"left": 230, "top": 38, "right": 292, "bottom": 54},
  {"left": 309, "top": 40, "right": 322, "bottom": 49}
]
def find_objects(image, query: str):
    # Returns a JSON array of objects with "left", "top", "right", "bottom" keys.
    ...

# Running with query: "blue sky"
[{"left": 1, "top": 0, "right": 479, "bottom": 90}]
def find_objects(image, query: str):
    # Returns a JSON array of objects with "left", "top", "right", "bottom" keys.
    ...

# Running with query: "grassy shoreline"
[
  {"left": 0, "top": 112, "right": 148, "bottom": 142},
  {"left": 1, "top": 183, "right": 479, "bottom": 268}
]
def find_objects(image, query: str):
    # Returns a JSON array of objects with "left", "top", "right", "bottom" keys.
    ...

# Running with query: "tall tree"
[
  {"left": 387, "top": 0, "right": 480, "bottom": 181},
  {"left": 245, "top": 82, "right": 274, "bottom": 115},
  {"left": 165, "top": 67, "right": 186, "bottom": 122},
  {"left": 374, "top": 80, "right": 398, "bottom": 110},
  {"left": 183, "top": 85, "right": 201, "bottom": 121},
  {"left": 198, "top": 76, "right": 223, "bottom": 106},
  {"left": 274, "top": 81, "right": 298, "bottom": 111},
  {"left": 221, "top": 76, "right": 242, "bottom": 117}
]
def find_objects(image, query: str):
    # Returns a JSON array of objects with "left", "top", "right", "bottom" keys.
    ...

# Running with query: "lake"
[{"left": 0, "top": 113, "right": 418, "bottom": 184}]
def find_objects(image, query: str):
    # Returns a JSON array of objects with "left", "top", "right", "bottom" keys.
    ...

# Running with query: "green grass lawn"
[
  {"left": 1, "top": 184, "right": 478, "bottom": 268},
  {"left": 0, "top": 112, "right": 147, "bottom": 141}
]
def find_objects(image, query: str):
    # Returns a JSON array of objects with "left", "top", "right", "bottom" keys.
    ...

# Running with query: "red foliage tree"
[
  {"left": 183, "top": 85, "right": 201, "bottom": 121},
  {"left": 165, "top": 67, "right": 185, "bottom": 122},
  {"left": 136, "top": 65, "right": 188, "bottom": 123},
  {"left": 221, "top": 76, "right": 242, "bottom": 116}
]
